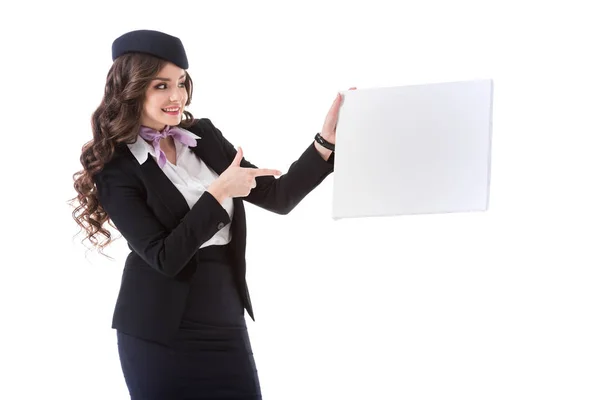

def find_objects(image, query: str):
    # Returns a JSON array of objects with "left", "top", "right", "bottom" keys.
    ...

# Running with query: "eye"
[{"left": 154, "top": 81, "right": 186, "bottom": 90}]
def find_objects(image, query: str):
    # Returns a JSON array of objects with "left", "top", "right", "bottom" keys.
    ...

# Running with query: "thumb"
[{"left": 231, "top": 146, "right": 243, "bottom": 167}]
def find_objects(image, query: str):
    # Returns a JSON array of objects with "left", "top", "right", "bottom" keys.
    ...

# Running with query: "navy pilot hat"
[{"left": 111, "top": 29, "right": 189, "bottom": 69}]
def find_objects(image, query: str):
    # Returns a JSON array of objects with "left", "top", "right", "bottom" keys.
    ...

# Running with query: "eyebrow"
[{"left": 153, "top": 74, "right": 186, "bottom": 82}]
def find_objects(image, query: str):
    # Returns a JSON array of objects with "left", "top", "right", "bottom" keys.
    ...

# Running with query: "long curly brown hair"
[{"left": 70, "top": 53, "right": 195, "bottom": 256}]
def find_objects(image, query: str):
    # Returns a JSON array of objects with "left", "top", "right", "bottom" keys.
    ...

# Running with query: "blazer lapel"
[
  {"left": 138, "top": 159, "right": 190, "bottom": 221},
  {"left": 189, "top": 135, "right": 230, "bottom": 175},
  {"left": 134, "top": 125, "right": 232, "bottom": 224}
]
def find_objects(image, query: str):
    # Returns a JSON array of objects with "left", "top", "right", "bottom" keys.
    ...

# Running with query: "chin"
[
  {"left": 166, "top": 116, "right": 182, "bottom": 125},
  {"left": 157, "top": 114, "right": 182, "bottom": 126}
]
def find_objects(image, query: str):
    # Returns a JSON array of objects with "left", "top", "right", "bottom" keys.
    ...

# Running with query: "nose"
[
  {"left": 169, "top": 87, "right": 184, "bottom": 103},
  {"left": 169, "top": 91, "right": 181, "bottom": 102}
]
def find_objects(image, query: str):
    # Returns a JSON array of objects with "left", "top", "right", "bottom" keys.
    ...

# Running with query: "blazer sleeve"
[
  {"left": 202, "top": 118, "right": 334, "bottom": 215},
  {"left": 94, "top": 157, "right": 231, "bottom": 277}
]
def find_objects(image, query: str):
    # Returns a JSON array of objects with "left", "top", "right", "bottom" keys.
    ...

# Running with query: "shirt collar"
[{"left": 127, "top": 127, "right": 201, "bottom": 165}]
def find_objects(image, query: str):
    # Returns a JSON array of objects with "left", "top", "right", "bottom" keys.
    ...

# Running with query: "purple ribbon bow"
[{"left": 139, "top": 125, "right": 197, "bottom": 168}]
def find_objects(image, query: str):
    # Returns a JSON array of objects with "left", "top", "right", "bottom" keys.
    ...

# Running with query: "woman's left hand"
[{"left": 320, "top": 87, "right": 357, "bottom": 144}]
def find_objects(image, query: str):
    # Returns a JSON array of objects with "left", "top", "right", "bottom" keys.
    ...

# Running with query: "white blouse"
[{"left": 127, "top": 128, "right": 234, "bottom": 248}]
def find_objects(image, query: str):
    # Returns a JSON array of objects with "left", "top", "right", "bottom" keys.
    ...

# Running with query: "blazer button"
[{"left": 217, "top": 222, "right": 225, "bottom": 230}]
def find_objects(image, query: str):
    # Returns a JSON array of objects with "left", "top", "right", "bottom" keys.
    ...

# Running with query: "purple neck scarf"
[{"left": 139, "top": 125, "right": 197, "bottom": 168}]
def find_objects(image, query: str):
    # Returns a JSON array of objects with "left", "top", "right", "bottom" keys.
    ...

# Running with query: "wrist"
[
  {"left": 314, "top": 132, "right": 334, "bottom": 161},
  {"left": 314, "top": 140, "right": 333, "bottom": 161},
  {"left": 207, "top": 184, "right": 227, "bottom": 205},
  {"left": 314, "top": 132, "right": 335, "bottom": 151}
]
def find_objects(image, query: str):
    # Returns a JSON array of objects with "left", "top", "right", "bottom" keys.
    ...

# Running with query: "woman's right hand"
[{"left": 207, "top": 147, "right": 282, "bottom": 203}]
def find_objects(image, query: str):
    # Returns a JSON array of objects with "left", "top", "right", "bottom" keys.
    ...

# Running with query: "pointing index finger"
[{"left": 251, "top": 168, "right": 282, "bottom": 177}]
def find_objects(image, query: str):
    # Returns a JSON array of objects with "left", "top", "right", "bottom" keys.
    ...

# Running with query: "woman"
[{"left": 71, "top": 29, "right": 346, "bottom": 399}]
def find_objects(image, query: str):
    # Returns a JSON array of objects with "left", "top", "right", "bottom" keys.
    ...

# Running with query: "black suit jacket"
[{"left": 94, "top": 118, "right": 334, "bottom": 345}]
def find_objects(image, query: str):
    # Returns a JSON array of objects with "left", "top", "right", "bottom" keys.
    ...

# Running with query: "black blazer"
[{"left": 94, "top": 118, "right": 334, "bottom": 345}]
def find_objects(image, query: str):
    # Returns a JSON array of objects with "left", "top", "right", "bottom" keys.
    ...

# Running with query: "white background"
[{"left": 1, "top": 1, "right": 599, "bottom": 399}]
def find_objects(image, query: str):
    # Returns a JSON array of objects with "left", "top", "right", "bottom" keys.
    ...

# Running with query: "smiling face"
[{"left": 140, "top": 62, "right": 189, "bottom": 130}]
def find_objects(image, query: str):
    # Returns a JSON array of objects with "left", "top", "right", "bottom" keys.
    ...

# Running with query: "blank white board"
[{"left": 332, "top": 79, "right": 494, "bottom": 219}]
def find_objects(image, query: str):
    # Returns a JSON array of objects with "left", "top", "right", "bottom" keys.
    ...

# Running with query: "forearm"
[
  {"left": 203, "top": 118, "right": 333, "bottom": 214},
  {"left": 95, "top": 166, "right": 230, "bottom": 277},
  {"left": 244, "top": 141, "right": 333, "bottom": 214}
]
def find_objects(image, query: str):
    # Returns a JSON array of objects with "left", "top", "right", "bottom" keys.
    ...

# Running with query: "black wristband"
[{"left": 314, "top": 132, "right": 335, "bottom": 151}]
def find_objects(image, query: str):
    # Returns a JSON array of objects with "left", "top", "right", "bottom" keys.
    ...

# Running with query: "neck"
[
  {"left": 144, "top": 138, "right": 175, "bottom": 156},
  {"left": 141, "top": 124, "right": 168, "bottom": 131}
]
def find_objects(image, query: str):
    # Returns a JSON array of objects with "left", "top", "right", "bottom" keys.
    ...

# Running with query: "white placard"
[{"left": 332, "top": 79, "right": 494, "bottom": 219}]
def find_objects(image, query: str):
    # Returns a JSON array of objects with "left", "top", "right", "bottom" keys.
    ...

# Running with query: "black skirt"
[{"left": 116, "top": 244, "right": 262, "bottom": 399}]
